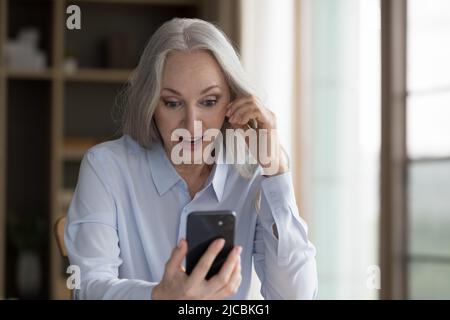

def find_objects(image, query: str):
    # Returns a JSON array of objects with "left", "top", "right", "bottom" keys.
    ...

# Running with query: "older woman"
[{"left": 65, "top": 18, "right": 317, "bottom": 300}]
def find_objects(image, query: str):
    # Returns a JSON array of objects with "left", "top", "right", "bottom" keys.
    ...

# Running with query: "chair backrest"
[{"left": 54, "top": 216, "right": 68, "bottom": 258}]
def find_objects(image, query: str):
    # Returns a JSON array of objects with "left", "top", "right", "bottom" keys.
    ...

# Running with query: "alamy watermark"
[
  {"left": 169, "top": 121, "right": 280, "bottom": 175},
  {"left": 66, "top": 264, "right": 81, "bottom": 290},
  {"left": 66, "top": 5, "right": 81, "bottom": 30},
  {"left": 366, "top": 265, "right": 381, "bottom": 290}
]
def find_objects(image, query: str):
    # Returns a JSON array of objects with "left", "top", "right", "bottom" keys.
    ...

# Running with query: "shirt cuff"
[
  {"left": 259, "top": 171, "right": 309, "bottom": 266},
  {"left": 148, "top": 283, "right": 158, "bottom": 300},
  {"left": 131, "top": 280, "right": 158, "bottom": 300},
  {"left": 260, "top": 171, "right": 296, "bottom": 214},
  {"left": 260, "top": 171, "right": 306, "bottom": 231}
]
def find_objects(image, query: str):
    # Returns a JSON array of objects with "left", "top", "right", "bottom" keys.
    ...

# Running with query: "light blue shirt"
[{"left": 65, "top": 134, "right": 318, "bottom": 299}]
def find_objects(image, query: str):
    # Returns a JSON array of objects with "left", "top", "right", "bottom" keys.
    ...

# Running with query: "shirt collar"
[
  {"left": 148, "top": 142, "right": 181, "bottom": 196},
  {"left": 147, "top": 142, "right": 228, "bottom": 202},
  {"left": 203, "top": 158, "right": 228, "bottom": 202}
]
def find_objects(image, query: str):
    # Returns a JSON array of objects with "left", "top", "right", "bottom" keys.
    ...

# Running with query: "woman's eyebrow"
[
  {"left": 161, "top": 85, "right": 220, "bottom": 96},
  {"left": 200, "top": 85, "right": 220, "bottom": 94}
]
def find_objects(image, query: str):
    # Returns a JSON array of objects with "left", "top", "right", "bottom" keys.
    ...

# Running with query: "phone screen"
[{"left": 186, "top": 211, "right": 235, "bottom": 280}]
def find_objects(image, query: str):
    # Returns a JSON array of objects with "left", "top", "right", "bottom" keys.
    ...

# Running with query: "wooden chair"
[
  {"left": 53, "top": 216, "right": 68, "bottom": 258},
  {"left": 54, "top": 216, "right": 76, "bottom": 299}
]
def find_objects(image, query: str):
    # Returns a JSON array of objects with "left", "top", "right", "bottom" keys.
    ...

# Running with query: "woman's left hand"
[{"left": 225, "top": 95, "right": 288, "bottom": 176}]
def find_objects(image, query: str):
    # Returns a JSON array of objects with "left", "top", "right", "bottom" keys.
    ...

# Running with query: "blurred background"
[{"left": 0, "top": 0, "right": 449, "bottom": 300}]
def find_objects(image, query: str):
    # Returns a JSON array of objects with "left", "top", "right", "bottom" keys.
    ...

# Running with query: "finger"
[
  {"left": 212, "top": 257, "right": 242, "bottom": 299},
  {"left": 188, "top": 238, "right": 225, "bottom": 284},
  {"left": 226, "top": 97, "right": 254, "bottom": 117},
  {"left": 229, "top": 102, "right": 259, "bottom": 123},
  {"left": 165, "top": 239, "right": 188, "bottom": 276},
  {"left": 227, "top": 98, "right": 253, "bottom": 117},
  {"left": 227, "top": 121, "right": 250, "bottom": 131},
  {"left": 207, "top": 245, "right": 242, "bottom": 291},
  {"left": 229, "top": 108, "right": 260, "bottom": 127}
]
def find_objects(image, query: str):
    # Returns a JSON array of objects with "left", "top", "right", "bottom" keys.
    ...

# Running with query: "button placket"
[{"left": 176, "top": 182, "right": 192, "bottom": 245}]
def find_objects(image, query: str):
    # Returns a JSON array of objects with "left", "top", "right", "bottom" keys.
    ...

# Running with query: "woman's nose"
[{"left": 183, "top": 105, "right": 201, "bottom": 132}]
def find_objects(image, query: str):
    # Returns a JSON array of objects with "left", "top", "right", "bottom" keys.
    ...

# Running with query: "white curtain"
[
  {"left": 240, "top": 0, "right": 380, "bottom": 299},
  {"left": 240, "top": 0, "right": 296, "bottom": 299},
  {"left": 299, "top": 0, "right": 380, "bottom": 299}
]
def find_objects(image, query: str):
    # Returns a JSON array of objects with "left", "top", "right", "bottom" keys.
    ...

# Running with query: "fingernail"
[
  {"left": 178, "top": 239, "right": 184, "bottom": 248},
  {"left": 236, "top": 246, "right": 242, "bottom": 255},
  {"left": 217, "top": 238, "right": 225, "bottom": 247}
]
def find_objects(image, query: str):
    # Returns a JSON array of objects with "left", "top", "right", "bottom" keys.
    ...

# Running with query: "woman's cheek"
[{"left": 154, "top": 115, "right": 173, "bottom": 146}]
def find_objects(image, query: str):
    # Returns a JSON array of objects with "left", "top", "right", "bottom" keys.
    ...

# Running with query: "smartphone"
[{"left": 186, "top": 210, "right": 236, "bottom": 280}]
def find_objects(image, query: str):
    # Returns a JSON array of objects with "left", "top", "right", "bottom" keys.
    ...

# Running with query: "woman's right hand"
[{"left": 151, "top": 238, "right": 242, "bottom": 300}]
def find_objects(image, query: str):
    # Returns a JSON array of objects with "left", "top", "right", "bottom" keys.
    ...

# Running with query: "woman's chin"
[{"left": 168, "top": 140, "right": 219, "bottom": 165}]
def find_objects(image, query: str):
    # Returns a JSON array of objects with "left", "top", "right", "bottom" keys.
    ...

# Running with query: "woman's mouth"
[{"left": 179, "top": 136, "right": 203, "bottom": 150}]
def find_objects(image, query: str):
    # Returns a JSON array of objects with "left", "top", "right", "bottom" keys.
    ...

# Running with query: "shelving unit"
[
  {"left": 64, "top": 69, "right": 131, "bottom": 82},
  {"left": 0, "top": 0, "right": 7, "bottom": 300},
  {"left": 0, "top": 0, "right": 240, "bottom": 299},
  {"left": 6, "top": 69, "right": 55, "bottom": 80}
]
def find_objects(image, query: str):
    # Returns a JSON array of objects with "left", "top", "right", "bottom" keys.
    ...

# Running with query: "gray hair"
[{"left": 120, "top": 17, "right": 260, "bottom": 177}]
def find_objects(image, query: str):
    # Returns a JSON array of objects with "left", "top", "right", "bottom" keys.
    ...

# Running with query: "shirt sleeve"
[
  {"left": 64, "top": 150, "right": 158, "bottom": 300},
  {"left": 252, "top": 171, "right": 318, "bottom": 299}
]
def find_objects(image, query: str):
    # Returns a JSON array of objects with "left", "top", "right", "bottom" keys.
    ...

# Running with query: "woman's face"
[{"left": 154, "top": 49, "right": 231, "bottom": 163}]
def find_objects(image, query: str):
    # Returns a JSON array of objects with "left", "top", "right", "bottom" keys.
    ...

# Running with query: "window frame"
[{"left": 380, "top": 0, "right": 408, "bottom": 300}]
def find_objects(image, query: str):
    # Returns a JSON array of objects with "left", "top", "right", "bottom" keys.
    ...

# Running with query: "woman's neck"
[
  {"left": 175, "top": 162, "right": 211, "bottom": 178},
  {"left": 161, "top": 143, "right": 213, "bottom": 198},
  {"left": 174, "top": 163, "right": 213, "bottom": 199}
]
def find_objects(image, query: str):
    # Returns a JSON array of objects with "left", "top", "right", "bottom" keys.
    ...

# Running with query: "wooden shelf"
[
  {"left": 5, "top": 69, "right": 54, "bottom": 80},
  {"left": 64, "top": 68, "right": 132, "bottom": 83},
  {"left": 1, "top": 68, "right": 132, "bottom": 83}
]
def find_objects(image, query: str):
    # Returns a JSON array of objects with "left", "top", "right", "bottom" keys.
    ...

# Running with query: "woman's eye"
[
  {"left": 164, "top": 100, "right": 182, "bottom": 108},
  {"left": 202, "top": 99, "right": 217, "bottom": 107}
]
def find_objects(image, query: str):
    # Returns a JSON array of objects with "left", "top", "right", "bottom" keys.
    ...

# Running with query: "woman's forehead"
[{"left": 162, "top": 51, "right": 227, "bottom": 93}]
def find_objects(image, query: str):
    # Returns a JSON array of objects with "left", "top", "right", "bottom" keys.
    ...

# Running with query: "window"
[
  {"left": 299, "top": 0, "right": 381, "bottom": 299},
  {"left": 407, "top": 0, "right": 450, "bottom": 299}
]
